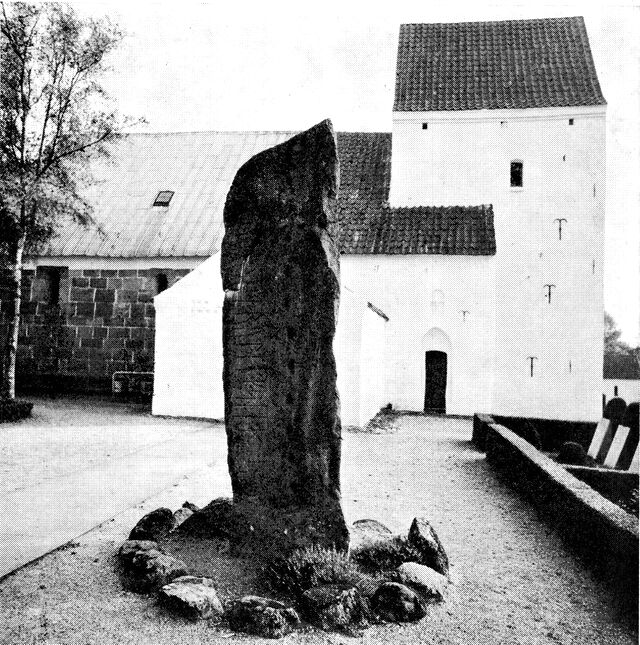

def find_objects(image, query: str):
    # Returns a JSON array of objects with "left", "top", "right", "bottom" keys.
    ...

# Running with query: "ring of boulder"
[
  {"left": 159, "top": 576, "right": 224, "bottom": 621},
  {"left": 300, "top": 584, "right": 367, "bottom": 631},
  {"left": 225, "top": 596, "right": 300, "bottom": 639}
]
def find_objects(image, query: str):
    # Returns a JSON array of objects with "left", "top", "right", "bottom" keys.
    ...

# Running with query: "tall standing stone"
[{"left": 221, "top": 119, "right": 349, "bottom": 555}]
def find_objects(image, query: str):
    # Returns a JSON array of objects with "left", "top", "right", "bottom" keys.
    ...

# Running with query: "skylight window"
[{"left": 153, "top": 191, "right": 174, "bottom": 207}]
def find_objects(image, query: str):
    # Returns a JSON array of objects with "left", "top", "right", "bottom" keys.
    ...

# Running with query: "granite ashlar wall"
[{"left": 1, "top": 266, "right": 190, "bottom": 392}]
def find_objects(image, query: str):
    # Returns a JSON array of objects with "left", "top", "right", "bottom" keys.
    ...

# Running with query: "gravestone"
[{"left": 221, "top": 119, "right": 349, "bottom": 555}]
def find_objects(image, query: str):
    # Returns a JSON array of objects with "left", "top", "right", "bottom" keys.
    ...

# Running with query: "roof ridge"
[
  {"left": 122, "top": 129, "right": 393, "bottom": 137},
  {"left": 400, "top": 16, "right": 584, "bottom": 27}
]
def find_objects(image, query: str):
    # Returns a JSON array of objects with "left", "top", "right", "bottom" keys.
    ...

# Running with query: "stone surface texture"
[
  {"left": 159, "top": 576, "right": 223, "bottom": 621},
  {"left": 129, "top": 508, "right": 176, "bottom": 541},
  {"left": 301, "top": 584, "right": 367, "bottom": 630},
  {"left": 177, "top": 497, "right": 235, "bottom": 538},
  {"left": 118, "top": 540, "right": 161, "bottom": 568},
  {"left": 220, "top": 119, "right": 348, "bottom": 555},
  {"left": 371, "top": 582, "right": 426, "bottom": 623},
  {"left": 172, "top": 507, "right": 194, "bottom": 528},
  {"left": 126, "top": 549, "right": 188, "bottom": 594},
  {"left": 350, "top": 519, "right": 393, "bottom": 552},
  {"left": 407, "top": 517, "right": 449, "bottom": 575},
  {"left": 396, "top": 562, "right": 447, "bottom": 599},
  {"left": 226, "top": 596, "right": 300, "bottom": 638}
]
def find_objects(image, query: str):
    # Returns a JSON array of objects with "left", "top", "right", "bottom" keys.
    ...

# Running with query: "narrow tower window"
[
  {"left": 569, "top": 118, "right": 574, "bottom": 125},
  {"left": 510, "top": 161, "right": 523, "bottom": 187},
  {"left": 422, "top": 123, "right": 428, "bottom": 130}
]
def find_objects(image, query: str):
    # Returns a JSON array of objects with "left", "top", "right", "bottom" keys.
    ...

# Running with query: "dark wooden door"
[{"left": 424, "top": 351, "right": 447, "bottom": 413}]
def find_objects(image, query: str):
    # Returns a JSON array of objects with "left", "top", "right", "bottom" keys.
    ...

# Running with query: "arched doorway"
[
  {"left": 424, "top": 351, "right": 447, "bottom": 413},
  {"left": 422, "top": 328, "right": 451, "bottom": 414}
]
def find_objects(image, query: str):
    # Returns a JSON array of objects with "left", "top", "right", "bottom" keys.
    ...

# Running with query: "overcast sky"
[{"left": 74, "top": 0, "right": 640, "bottom": 344}]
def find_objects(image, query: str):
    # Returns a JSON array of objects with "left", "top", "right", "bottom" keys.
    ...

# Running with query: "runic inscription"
[{"left": 220, "top": 119, "right": 349, "bottom": 555}]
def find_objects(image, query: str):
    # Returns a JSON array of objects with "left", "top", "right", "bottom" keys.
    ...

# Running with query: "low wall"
[
  {"left": 566, "top": 465, "right": 638, "bottom": 513},
  {"left": 472, "top": 413, "right": 494, "bottom": 450},
  {"left": 485, "top": 422, "right": 638, "bottom": 612},
  {"left": 490, "top": 415, "right": 596, "bottom": 451}
]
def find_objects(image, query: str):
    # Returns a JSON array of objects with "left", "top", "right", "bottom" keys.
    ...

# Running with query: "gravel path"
[{"left": 0, "top": 412, "right": 636, "bottom": 644}]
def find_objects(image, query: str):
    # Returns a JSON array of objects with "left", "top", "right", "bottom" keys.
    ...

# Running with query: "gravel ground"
[
  {"left": 0, "top": 411, "right": 636, "bottom": 644},
  {"left": 0, "top": 396, "right": 213, "bottom": 494}
]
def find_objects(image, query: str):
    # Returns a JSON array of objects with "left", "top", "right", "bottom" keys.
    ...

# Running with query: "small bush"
[
  {"left": 557, "top": 441, "right": 590, "bottom": 466},
  {"left": 263, "top": 545, "right": 372, "bottom": 598},
  {"left": 351, "top": 536, "right": 421, "bottom": 573},
  {"left": 0, "top": 398, "right": 33, "bottom": 422}
]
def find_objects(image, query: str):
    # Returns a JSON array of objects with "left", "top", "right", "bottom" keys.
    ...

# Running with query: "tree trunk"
[{"left": 1, "top": 235, "right": 25, "bottom": 400}]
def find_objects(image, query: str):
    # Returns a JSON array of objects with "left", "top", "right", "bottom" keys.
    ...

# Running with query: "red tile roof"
[
  {"left": 394, "top": 17, "right": 606, "bottom": 112},
  {"left": 40, "top": 130, "right": 495, "bottom": 258},
  {"left": 341, "top": 204, "right": 496, "bottom": 255}
]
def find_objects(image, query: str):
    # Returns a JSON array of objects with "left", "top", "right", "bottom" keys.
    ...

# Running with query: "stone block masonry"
[{"left": 0, "top": 266, "right": 191, "bottom": 392}]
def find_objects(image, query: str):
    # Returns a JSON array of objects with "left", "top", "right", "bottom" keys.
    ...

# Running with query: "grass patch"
[{"left": 262, "top": 545, "right": 381, "bottom": 599}]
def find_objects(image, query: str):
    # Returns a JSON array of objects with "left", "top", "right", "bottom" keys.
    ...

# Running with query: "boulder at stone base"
[
  {"left": 350, "top": 519, "right": 393, "bottom": 552},
  {"left": 396, "top": 562, "right": 447, "bottom": 599},
  {"left": 126, "top": 549, "right": 188, "bottom": 593},
  {"left": 226, "top": 596, "right": 300, "bottom": 639},
  {"left": 177, "top": 497, "right": 236, "bottom": 539},
  {"left": 159, "top": 576, "right": 223, "bottom": 621},
  {"left": 118, "top": 540, "right": 161, "bottom": 569},
  {"left": 371, "top": 582, "right": 426, "bottom": 623},
  {"left": 301, "top": 584, "right": 367, "bottom": 630},
  {"left": 129, "top": 508, "right": 176, "bottom": 541},
  {"left": 407, "top": 517, "right": 449, "bottom": 575},
  {"left": 172, "top": 507, "right": 194, "bottom": 528}
]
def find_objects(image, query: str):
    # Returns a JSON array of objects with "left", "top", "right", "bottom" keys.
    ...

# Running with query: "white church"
[{"left": 151, "top": 16, "right": 607, "bottom": 426}]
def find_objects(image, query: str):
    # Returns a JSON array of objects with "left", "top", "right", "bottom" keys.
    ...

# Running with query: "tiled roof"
[
  {"left": 604, "top": 353, "right": 640, "bottom": 380},
  {"left": 341, "top": 205, "right": 496, "bottom": 255},
  {"left": 40, "top": 130, "right": 495, "bottom": 258},
  {"left": 44, "top": 131, "right": 296, "bottom": 258},
  {"left": 394, "top": 17, "right": 606, "bottom": 112}
]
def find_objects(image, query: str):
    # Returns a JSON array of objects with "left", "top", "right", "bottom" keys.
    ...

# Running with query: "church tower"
[{"left": 389, "top": 17, "right": 607, "bottom": 419}]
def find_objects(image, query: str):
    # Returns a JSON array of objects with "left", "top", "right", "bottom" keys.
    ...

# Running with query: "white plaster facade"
[
  {"left": 603, "top": 378, "right": 640, "bottom": 406},
  {"left": 339, "top": 254, "right": 495, "bottom": 416},
  {"left": 386, "top": 106, "right": 606, "bottom": 420},
  {"left": 152, "top": 255, "right": 224, "bottom": 420}
]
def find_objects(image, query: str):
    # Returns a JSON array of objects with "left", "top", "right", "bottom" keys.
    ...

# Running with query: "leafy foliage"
[
  {"left": 0, "top": 2, "right": 139, "bottom": 398},
  {"left": 604, "top": 312, "right": 639, "bottom": 380},
  {"left": 0, "top": 2, "right": 133, "bottom": 254}
]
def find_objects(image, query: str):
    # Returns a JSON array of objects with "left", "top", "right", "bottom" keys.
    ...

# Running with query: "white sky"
[{"left": 73, "top": 0, "right": 640, "bottom": 344}]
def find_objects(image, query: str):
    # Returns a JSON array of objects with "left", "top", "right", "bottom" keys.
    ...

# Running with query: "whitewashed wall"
[
  {"left": 340, "top": 254, "right": 496, "bottom": 416},
  {"left": 153, "top": 253, "right": 390, "bottom": 428},
  {"left": 152, "top": 255, "right": 225, "bottom": 420},
  {"left": 603, "top": 379, "right": 640, "bottom": 405},
  {"left": 390, "top": 105, "right": 606, "bottom": 421},
  {"left": 335, "top": 286, "right": 389, "bottom": 428}
]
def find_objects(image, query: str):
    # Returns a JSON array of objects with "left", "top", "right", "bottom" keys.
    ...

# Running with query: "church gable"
[{"left": 394, "top": 17, "right": 606, "bottom": 112}]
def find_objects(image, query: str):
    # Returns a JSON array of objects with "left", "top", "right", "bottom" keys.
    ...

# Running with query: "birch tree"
[{"left": 0, "top": 2, "right": 135, "bottom": 399}]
